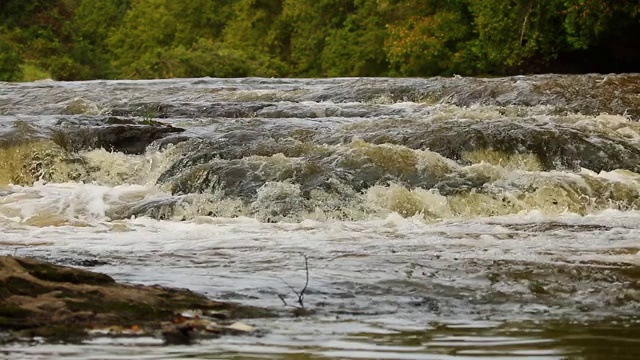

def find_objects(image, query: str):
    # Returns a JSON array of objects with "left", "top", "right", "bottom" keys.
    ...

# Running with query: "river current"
[{"left": 1, "top": 75, "right": 640, "bottom": 359}]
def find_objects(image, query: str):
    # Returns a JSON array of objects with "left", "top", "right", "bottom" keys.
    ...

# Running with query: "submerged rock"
[{"left": 0, "top": 256, "right": 273, "bottom": 343}]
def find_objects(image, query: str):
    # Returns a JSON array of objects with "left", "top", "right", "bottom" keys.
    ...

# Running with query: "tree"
[
  {"left": 320, "top": 0, "right": 390, "bottom": 77},
  {"left": 281, "top": 0, "right": 356, "bottom": 76},
  {"left": 107, "top": 0, "right": 177, "bottom": 78},
  {"left": 222, "top": 0, "right": 290, "bottom": 76},
  {"left": 384, "top": 0, "right": 476, "bottom": 76},
  {"left": 71, "top": 0, "right": 131, "bottom": 78},
  {"left": 0, "top": 34, "right": 23, "bottom": 82}
]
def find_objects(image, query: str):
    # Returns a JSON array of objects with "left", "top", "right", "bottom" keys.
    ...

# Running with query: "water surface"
[{"left": 1, "top": 75, "right": 640, "bottom": 359}]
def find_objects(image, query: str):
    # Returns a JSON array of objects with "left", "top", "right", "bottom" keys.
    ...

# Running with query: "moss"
[
  {"left": 152, "top": 288, "right": 275, "bottom": 318},
  {"left": 173, "top": 292, "right": 275, "bottom": 319},
  {"left": 0, "top": 305, "right": 36, "bottom": 330},
  {"left": 0, "top": 317, "right": 29, "bottom": 329},
  {"left": 65, "top": 298, "right": 170, "bottom": 322},
  {"left": 2, "top": 276, "right": 51, "bottom": 296},
  {"left": 51, "top": 288, "right": 84, "bottom": 299},
  {"left": 105, "top": 117, "right": 135, "bottom": 125},
  {"left": 0, "top": 305, "right": 33, "bottom": 319},
  {"left": 226, "top": 305, "right": 277, "bottom": 319},
  {"left": 0, "top": 286, "right": 10, "bottom": 300},
  {"left": 15, "top": 259, "right": 115, "bottom": 285},
  {"left": 25, "top": 325, "right": 86, "bottom": 342}
]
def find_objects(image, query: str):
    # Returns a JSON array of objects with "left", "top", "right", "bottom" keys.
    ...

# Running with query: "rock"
[
  {"left": 52, "top": 124, "right": 185, "bottom": 154},
  {"left": 0, "top": 256, "right": 273, "bottom": 343},
  {"left": 319, "top": 118, "right": 640, "bottom": 173},
  {"left": 226, "top": 321, "right": 256, "bottom": 333}
]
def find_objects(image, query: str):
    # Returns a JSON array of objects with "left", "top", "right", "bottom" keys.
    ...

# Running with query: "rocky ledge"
[{"left": 0, "top": 256, "right": 273, "bottom": 344}]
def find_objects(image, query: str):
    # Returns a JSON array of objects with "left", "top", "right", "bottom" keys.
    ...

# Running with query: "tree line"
[{"left": 1, "top": 0, "right": 639, "bottom": 81}]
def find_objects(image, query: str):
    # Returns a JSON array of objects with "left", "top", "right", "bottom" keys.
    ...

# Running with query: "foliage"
[
  {"left": 0, "top": 34, "right": 24, "bottom": 82},
  {"left": 2, "top": 0, "right": 640, "bottom": 80},
  {"left": 222, "top": 0, "right": 290, "bottom": 75},
  {"left": 385, "top": 6, "right": 475, "bottom": 76},
  {"left": 562, "top": 0, "right": 640, "bottom": 49},
  {"left": 71, "top": 0, "right": 131, "bottom": 78},
  {"left": 320, "top": 0, "right": 390, "bottom": 77}
]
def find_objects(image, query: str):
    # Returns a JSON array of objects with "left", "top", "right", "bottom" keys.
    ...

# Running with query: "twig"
[
  {"left": 277, "top": 294, "right": 289, "bottom": 307},
  {"left": 298, "top": 254, "right": 309, "bottom": 308},
  {"left": 275, "top": 254, "right": 310, "bottom": 309}
]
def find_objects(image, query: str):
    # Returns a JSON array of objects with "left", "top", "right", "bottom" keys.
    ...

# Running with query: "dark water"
[{"left": 1, "top": 75, "right": 640, "bottom": 359}]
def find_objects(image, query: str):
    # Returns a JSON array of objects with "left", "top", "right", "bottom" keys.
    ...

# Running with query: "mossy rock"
[
  {"left": 0, "top": 256, "right": 274, "bottom": 343},
  {"left": 15, "top": 258, "right": 114, "bottom": 285}
]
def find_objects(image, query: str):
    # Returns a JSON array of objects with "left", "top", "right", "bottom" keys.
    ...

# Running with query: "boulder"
[{"left": 53, "top": 124, "right": 185, "bottom": 154}]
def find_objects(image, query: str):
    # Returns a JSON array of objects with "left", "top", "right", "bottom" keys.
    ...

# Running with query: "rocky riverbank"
[{"left": 0, "top": 256, "right": 273, "bottom": 344}]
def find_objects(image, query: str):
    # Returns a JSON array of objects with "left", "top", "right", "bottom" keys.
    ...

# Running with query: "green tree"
[
  {"left": 467, "top": 0, "right": 566, "bottom": 72},
  {"left": 4, "top": 0, "right": 640, "bottom": 81},
  {"left": 384, "top": 0, "right": 475, "bottom": 76},
  {"left": 562, "top": 0, "right": 640, "bottom": 49},
  {"left": 320, "top": 0, "right": 390, "bottom": 77},
  {"left": 0, "top": 34, "right": 23, "bottom": 81},
  {"left": 71, "top": 0, "right": 131, "bottom": 79},
  {"left": 222, "top": 0, "right": 290, "bottom": 76},
  {"left": 0, "top": 0, "right": 56, "bottom": 27},
  {"left": 108, "top": 0, "right": 245, "bottom": 78},
  {"left": 107, "top": 0, "right": 177, "bottom": 78},
  {"left": 169, "top": 0, "right": 234, "bottom": 45},
  {"left": 281, "top": 0, "right": 356, "bottom": 76}
]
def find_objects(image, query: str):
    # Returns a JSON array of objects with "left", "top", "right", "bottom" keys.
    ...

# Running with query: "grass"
[{"left": 20, "top": 63, "right": 51, "bottom": 82}]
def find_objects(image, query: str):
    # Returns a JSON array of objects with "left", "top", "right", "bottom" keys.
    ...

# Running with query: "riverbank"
[{"left": 0, "top": 256, "right": 273, "bottom": 344}]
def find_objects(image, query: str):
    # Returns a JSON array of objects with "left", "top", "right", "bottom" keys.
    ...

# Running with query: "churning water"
[{"left": 1, "top": 75, "right": 640, "bottom": 359}]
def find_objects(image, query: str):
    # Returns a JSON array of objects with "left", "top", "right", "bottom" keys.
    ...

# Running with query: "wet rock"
[
  {"left": 300, "top": 74, "right": 640, "bottom": 119},
  {"left": 151, "top": 135, "right": 192, "bottom": 150},
  {"left": 54, "top": 116, "right": 170, "bottom": 127},
  {"left": 502, "top": 222, "right": 613, "bottom": 233},
  {"left": 171, "top": 161, "right": 266, "bottom": 197},
  {"left": 109, "top": 102, "right": 273, "bottom": 119},
  {"left": 52, "top": 124, "right": 185, "bottom": 154},
  {"left": 108, "top": 194, "right": 217, "bottom": 220},
  {"left": 0, "top": 256, "right": 273, "bottom": 343},
  {"left": 322, "top": 119, "right": 640, "bottom": 173},
  {"left": 419, "top": 120, "right": 640, "bottom": 172}
]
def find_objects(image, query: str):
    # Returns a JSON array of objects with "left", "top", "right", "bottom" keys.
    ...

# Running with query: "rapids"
[{"left": 1, "top": 75, "right": 640, "bottom": 359}]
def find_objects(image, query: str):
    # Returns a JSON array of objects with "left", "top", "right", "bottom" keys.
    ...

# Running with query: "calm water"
[{"left": 1, "top": 75, "right": 640, "bottom": 359}]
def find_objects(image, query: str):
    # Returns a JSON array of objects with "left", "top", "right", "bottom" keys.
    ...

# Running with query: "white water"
[{"left": 2, "top": 181, "right": 640, "bottom": 358}]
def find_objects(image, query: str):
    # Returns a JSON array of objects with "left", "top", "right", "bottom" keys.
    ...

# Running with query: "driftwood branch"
[{"left": 276, "top": 254, "right": 309, "bottom": 309}]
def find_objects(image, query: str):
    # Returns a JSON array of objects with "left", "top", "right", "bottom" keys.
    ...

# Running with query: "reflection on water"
[
  {"left": 347, "top": 320, "right": 640, "bottom": 359},
  {"left": 4, "top": 319, "right": 640, "bottom": 359}
]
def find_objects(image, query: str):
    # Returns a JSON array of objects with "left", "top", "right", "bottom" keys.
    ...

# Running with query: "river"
[{"left": 1, "top": 75, "right": 640, "bottom": 359}]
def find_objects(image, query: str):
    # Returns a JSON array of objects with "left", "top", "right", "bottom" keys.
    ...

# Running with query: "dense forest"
[{"left": 1, "top": 0, "right": 640, "bottom": 81}]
